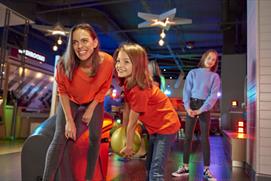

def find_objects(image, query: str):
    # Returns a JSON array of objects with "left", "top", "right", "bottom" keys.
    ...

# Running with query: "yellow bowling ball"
[
  {"left": 134, "top": 134, "right": 149, "bottom": 157},
  {"left": 110, "top": 122, "right": 121, "bottom": 136},
  {"left": 110, "top": 126, "right": 141, "bottom": 156}
]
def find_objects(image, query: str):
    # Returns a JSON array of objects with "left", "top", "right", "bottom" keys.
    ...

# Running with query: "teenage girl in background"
[{"left": 172, "top": 49, "right": 221, "bottom": 181}]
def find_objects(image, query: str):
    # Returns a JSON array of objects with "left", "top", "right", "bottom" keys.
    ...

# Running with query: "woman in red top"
[
  {"left": 43, "top": 23, "right": 113, "bottom": 181},
  {"left": 114, "top": 43, "right": 180, "bottom": 180}
]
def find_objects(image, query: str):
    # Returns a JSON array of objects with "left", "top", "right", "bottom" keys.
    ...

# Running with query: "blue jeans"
[{"left": 146, "top": 133, "right": 176, "bottom": 181}]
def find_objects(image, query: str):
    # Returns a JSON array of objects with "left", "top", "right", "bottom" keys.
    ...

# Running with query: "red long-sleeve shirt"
[{"left": 56, "top": 51, "right": 113, "bottom": 104}]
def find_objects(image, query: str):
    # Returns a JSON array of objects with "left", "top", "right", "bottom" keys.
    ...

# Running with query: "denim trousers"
[
  {"left": 42, "top": 101, "right": 104, "bottom": 181},
  {"left": 183, "top": 98, "right": 211, "bottom": 166},
  {"left": 145, "top": 133, "right": 176, "bottom": 181}
]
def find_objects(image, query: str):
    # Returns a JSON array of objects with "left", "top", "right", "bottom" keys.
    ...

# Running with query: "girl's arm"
[
  {"left": 126, "top": 109, "right": 139, "bottom": 149},
  {"left": 59, "top": 94, "right": 76, "bottom": 140},
  {"left": 198, "top": 74, "right": 221, "bottom": 113},
  {"left": 122, "top": 102, "right": 130, "bottom": 127},
  {"left": 183, "top": 71, "right": 193, "bottom": 112},
  {"left": 120, "top": 109, "right": 139, "bottom": 157}
]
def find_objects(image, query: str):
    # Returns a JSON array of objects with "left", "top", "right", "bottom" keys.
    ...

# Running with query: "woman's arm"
[
  {"left": 82, "top": 100, "right": 98, "bottom": 125},
  {"left": 83, "top": 55, "right": 114, "bottom": 124},
  {"left": 59, "top": 94, "right": 76, "bottom": 140}
]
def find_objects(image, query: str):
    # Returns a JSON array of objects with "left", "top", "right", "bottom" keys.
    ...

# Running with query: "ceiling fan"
[
  {"left": 31, "top": 23, "right": 70, "bottom": 36},
  {"left": 138, "top": 8, "right": 192, "bottom": 31}
]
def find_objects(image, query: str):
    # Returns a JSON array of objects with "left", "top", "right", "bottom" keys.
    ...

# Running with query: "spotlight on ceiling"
[
  {"left": 186, "top": 41, "right": 194, "bottom": 49},
  {"left": 52, "top": 45, "right": 58, "bottom": 51},
  {"left": 57, "top": 37, "right": 63, "bottom": 45},
  {"left": 160, "top": 29, "right": 166, "bottom": 39},
  {"left": 158, "top": 39, "right": 164, "bottom": 46}
]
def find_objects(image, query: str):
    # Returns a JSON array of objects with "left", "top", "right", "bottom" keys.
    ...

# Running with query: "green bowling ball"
[{"left": 110, "top": 126, "right": 141, "bottom": 156}]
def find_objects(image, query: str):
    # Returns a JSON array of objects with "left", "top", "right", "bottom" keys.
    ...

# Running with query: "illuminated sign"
[
  {"left": 18, "top": 49, "right": 46, "bottom": 62},
  {"left": 231, "top": 100, "right": 238, "bottom": 107}
]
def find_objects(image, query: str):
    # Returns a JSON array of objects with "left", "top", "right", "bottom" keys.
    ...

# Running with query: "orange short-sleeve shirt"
[
  {"left": 124, "top": 85, "right": 180, "bottom": 135},
  {"left": 56, "top": 51, "right": 113, "bottom": 104}
]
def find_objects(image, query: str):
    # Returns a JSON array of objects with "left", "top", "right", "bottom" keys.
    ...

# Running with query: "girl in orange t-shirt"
[
  {"left": 114, "top": 43, "right": 180, "bottom": 180},
  {"left": 43, "top": 23, "right": 113, "bottom": 181}
]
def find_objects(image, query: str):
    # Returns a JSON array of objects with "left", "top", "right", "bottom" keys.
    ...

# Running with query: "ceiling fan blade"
[
  {"left": 53, "top": 24, "right": 70, "bottom": 34},
  {"left": 138, "top": 12, "right": 159, "bottom": 21},
  {"left": 44, "top": 32, "right": 52, "bottom": 36},
  {"left": 173, "top": 18, "right": 192, "bottom": 25},
  {"left": 31, "top": 24, "right": 69, "bottom": 36},
  {"left": 159, "top": 8, "right": 176, "bottom": 20},
  {"left": 31, "top": 24, "right": 52, "bottom": 32},
  {"left": 138, "top": 21, "right": 153, "bottom": 28}
]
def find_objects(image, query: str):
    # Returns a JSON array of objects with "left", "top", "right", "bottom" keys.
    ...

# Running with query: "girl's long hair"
[
  {"left": 148, "top": 60, "right": 161, "bottom": 77},
  {"left": 113, "top": 43, "right": 152, "bottom": 90},
  {"left": 197, "top": 49, "right": 219, "bottom": 72},
  {"left": 58, "top": 23, "right": 100, "bottom": 80}
]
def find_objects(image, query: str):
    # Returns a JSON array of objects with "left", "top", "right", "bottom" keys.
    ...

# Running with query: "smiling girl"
[
  {"left": 114, "top": 43, "right": 180, "bottom": 181},
  {"left": 172, "top": 49, "right": 221, "bottom": 181},
  {"left": 43, "top": 23, "right": 113, "bottom": 181}
]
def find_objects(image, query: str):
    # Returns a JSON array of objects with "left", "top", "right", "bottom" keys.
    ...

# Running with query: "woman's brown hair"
[{"left": 58, "top": 23, "right": 100, "bottom": 80}]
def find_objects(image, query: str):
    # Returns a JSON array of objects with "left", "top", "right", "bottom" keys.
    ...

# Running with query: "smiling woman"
[
  {"left": 42, "top": 23, "right": 114, "bottom": 181},
  {"left": 72, "top": 28, "right": 98, "bottom": 63}
]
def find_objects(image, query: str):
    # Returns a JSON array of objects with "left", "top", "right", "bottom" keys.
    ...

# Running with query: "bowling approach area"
[{"left": 0, "top": 128, "right": 250, "bottom": 180}]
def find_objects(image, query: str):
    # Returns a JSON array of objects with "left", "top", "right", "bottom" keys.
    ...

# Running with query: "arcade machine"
[{"left": 2, "top": 48, "right": 55, "bottom": 139}]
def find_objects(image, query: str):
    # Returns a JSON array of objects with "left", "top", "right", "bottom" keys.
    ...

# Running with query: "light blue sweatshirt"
[{"left": 183, "top": 68, "right": 221, "bottom": 113}]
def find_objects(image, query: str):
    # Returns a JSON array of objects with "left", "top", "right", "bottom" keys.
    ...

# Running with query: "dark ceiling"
[{"left": 0, "top": 0, "right": 247, "bottom": 79}]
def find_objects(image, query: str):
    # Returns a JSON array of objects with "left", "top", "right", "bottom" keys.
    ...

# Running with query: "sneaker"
[
  {"left": 203, "top": 168, "right": 217, "bottom": 181},
  {"left": 171, "top": 166, "right": 189, "bottom": 177}
]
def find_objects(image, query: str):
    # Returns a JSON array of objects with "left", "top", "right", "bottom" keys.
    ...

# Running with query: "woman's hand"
[
  {"left": 65, "top": 120, "right": 76, "bottom": 141},
  {"left": 82, "top": 108, "right": 94, "bottom": 125}
]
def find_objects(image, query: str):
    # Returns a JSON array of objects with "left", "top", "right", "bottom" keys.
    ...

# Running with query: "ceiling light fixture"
[
  {"left": 186, "top": 41, "right": 194, "bottom": 49},
  {"left": 158, "top": 39, "right": 164, "bottom": 46},
  {"left": 52, "top": 45, "right": 58, "bottom": 51},
  {"left": 160, "top": 29, "right": 166, "bottom": 39},
  {"left": 52, "top": 30, "right": 66, "bottom": 36},
  {"left": 57, "top": 37, "right": 63, "bottom": 45},
  {"left": 138, "top": 8, "right": 192, "bottom": 31}
]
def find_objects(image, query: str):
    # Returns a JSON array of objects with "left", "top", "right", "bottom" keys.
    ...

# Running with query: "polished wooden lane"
[
  {"left": 106, "top": 135, "right": 250, "bottom": 181},
  {"left": 0, "top": 136, "right": 250, "bottom": 181}
]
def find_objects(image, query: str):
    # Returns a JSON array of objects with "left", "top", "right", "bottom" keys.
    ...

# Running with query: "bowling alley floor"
[{"left": 0, "top": 136, "right": 250, "bottom": 181}]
